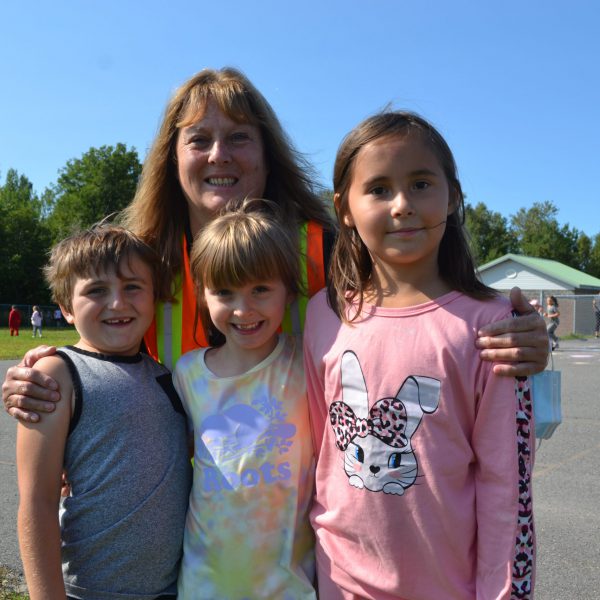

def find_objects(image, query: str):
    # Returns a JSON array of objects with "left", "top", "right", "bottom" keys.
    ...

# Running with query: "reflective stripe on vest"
[
  {"left": 144, "top": 236, "right": 208, "bottom": 371},
  {"left": 144, "top": 221, "right": 325, "bottom": 370},
  {"left": 281, "top": 221, "right": 326, "bottom": 335}
]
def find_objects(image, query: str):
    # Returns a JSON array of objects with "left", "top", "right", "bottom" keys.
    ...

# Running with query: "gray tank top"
[{"left": 57, "top": 346, "right": 191, "bottom": 600}]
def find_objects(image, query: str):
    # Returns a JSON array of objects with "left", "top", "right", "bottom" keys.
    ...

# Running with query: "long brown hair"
[
  {"left": 328, "top": 110, "right": 495, "bottom": 321},
  {"left": 121, "top": 67, "right": 334, "bottom": 296}
]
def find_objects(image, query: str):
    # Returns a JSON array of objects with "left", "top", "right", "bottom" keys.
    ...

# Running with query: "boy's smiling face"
[{"left": 61, "top": 255, "right": 155, "bottom": 356}]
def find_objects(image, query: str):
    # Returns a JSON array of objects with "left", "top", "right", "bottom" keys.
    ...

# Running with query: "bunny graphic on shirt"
[{"left": 329, "top": 351, "right": 441, "bottom": 495}]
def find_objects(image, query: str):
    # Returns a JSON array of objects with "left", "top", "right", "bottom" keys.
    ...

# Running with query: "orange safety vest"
[{"left": 144, "top": 221, "right": 327, "bottom": 370}]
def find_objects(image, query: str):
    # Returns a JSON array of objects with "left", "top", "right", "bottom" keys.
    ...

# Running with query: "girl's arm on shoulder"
[
  {"left": 476, "top": 287, "right": 549, "bottom": 377},
  {"left": 17, "top": 355, "right": 72, "bottom": 600}
]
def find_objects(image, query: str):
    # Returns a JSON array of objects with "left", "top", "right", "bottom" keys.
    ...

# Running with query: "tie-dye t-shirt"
[{"left": 173, "top": 334, "right": 316, "bottom": 600}]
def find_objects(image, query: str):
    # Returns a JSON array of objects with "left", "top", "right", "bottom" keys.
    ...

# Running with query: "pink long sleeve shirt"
[{"left": 303, "top": 290, "right": 535, "bottom": 600}]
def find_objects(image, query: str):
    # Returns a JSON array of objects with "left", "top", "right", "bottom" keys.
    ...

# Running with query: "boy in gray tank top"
[{"left": 16, "top": 225, "right": 192, "bottom": 600}]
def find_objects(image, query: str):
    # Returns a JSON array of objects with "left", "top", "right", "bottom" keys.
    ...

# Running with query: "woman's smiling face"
[{"left": 175, "top": 99, "right": 269, "bottom": 233}]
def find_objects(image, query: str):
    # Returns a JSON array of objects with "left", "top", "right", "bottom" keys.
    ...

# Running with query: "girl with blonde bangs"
[
  {"left": 173, "top": 198, "right": 316, "bottom": 597},
  {"left": 190, "top": 197, "right": 302, "bottom": 346},
  {"left": 191, "top": 199, "right": 301, "bottom": 295}
]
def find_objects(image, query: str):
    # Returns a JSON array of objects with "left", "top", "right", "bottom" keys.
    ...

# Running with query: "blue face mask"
[{"left": 531, "top": 354, "right": 562, "bottom": 441}]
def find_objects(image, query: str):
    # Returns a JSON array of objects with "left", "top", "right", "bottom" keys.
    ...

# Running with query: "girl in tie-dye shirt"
[{"left": 173, "top": 199, "right": 316, "bottom": 599}]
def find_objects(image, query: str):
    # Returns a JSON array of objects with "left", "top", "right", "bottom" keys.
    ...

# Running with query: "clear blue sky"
[{"left": 2, "top": 0, "right": 599, "bottom": 236}]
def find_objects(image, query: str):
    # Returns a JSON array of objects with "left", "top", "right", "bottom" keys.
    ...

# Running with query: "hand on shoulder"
[
  {"left": 3, "top": 345, "right": 60, "bottom": 422},
  {"left": 475, "top": 287, "right": 549, "bottom": 377}
]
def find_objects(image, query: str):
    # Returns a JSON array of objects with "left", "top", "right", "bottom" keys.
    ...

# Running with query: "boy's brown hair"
[{"left": 44, "top": 224, "right": 168, "bottom": 312}]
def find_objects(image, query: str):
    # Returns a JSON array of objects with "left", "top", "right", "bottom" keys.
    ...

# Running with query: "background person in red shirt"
[{"left": 8, "top": 306, "right": 22, "bottom": 336}]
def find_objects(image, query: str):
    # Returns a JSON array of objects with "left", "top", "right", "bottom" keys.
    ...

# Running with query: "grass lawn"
[
  {"left": 0, "top": 328, "right": 79, "bottom": 360},
  {"left": 0, "top": 566, "right": 28, "bottom": 599}
]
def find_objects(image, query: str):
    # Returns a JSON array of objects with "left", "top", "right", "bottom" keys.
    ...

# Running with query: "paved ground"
[
  {"left": 1, "top": 339, "right": 599, "bottom": 597},
  {"left": 531, "top": 338, "right": 600, "bottom": 599}
]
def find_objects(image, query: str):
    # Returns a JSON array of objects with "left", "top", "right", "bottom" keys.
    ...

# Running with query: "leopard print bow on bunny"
[{"left": 329, "top": 398, "right": 409, "bottom": 451}]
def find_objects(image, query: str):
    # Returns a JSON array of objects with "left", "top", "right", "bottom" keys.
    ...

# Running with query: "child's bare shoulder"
[
  {"left": 35, "top": 353, "right": 71, "bottom": 379},
  {"left": 34, "top": 354, "right": 74, "bottom": 417}
]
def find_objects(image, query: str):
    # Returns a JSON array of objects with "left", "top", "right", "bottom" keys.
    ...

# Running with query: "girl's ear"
[
  {"left": 334, "top": 193, "right": 355, "bottom": 228},
  {"left": 333, "top": 192, "right": 342, "bottom": 213},
  {"left": 447, "top": 187, "right": 460, "bottom": 215},
  {"left": 59, "top": 304, "right": 75, "bottom": 325}
]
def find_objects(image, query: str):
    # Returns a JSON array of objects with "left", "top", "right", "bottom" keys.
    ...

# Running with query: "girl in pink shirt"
[{"left": 303, "top": 111, "right": 535, "bottom": 599}]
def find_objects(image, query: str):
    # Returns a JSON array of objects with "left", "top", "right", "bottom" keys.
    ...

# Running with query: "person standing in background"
[
  {"left": 9, "top": 306, "right": 22, "bottom": 336},
  {"left": 30, "top": 306, "right": 43, "bottom": 338},
  {"left": 593, "top": 292, "right": 600, "bottom": 338},
  {"left": 544, "top": 296, "right": 560, "bottom": 351}
]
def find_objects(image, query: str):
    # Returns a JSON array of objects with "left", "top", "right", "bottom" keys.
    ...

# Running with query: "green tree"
[
  {"left": 46, "top": 144, "right": 141, "bottom": 242},
  {"left": 0, "top": 169, "right": 52, "bottom": 303},
  {"left": 319, "top": 188, "right": 336, "bottom": 218},
  {"left": 320, "top": 188, "right": 334, "bottom": 204},
  {"left": 464, "top": 202, "right": 515, "bottom": 265},
  {"left": 575, "top": 232, "right": 592, "bottom": 273},
  {"left": 588, "top": 233, "right": 600, "bottom": 278},
  {"left": 510, "top": 201, "right": 579, "bottom": 266}
]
